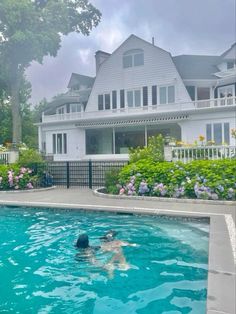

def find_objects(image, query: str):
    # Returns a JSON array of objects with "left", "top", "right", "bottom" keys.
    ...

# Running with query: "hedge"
[{"left": 105, "top": 159, "right": 236, "bottom": 200}]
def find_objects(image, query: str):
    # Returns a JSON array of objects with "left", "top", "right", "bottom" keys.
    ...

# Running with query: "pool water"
[{"left": 0, "top": 207, "right": 209, "bottom": 314}]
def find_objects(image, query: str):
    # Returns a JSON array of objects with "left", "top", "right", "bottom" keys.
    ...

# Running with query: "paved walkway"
[{"left": 0, "top": 187, "right": 235, "bottom": 221}]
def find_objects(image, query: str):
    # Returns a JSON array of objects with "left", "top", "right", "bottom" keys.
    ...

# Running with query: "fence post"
[
  {"left": 88, "top": 159, "right": 92, "bottom": 189},
  {"left": 66, "top": 162, "right": 70, "bottom": 189}
]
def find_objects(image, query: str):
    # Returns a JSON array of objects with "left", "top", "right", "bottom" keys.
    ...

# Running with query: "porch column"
[
  {"left": 144, "top": 125, "right": 148, "bottom": 146},
  {"left": 112, "top": 127, "right": 116, "bottom": 154},
  {"left": 38, "top": 125, "right": 42, "bottom": 152}
]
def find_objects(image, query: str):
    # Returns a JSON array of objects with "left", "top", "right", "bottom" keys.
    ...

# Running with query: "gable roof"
[
  {"left": 67, "top": 73, "right": 95, "bottom": 89},
  {"left": 220, "top": 42, "right": 236, "bottom": 60},
  {"left": 173, "top": 55, "right": 221, "bottom": 80},
  {"left": 44, "top": 89, "right": 92, "bottom": 115}
]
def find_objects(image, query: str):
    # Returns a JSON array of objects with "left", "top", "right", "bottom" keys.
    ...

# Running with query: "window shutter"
[
  {"left": 152, "top": 86, "right": 157, "bottom": 105},
  {"left": 105, "top": 94, "right": 110, "bottom": 110},
  {"left": 112, "top": 90, "right": 117, "bottom": 109},
  {"left": 120, "top": 90, "right": 125, "bottom": 108},
  {"left": 98, "top": 95, "right": 103, "bottom": 110},
  {"left": 143, "top": 86, "right": 148, "bottom": 106}
]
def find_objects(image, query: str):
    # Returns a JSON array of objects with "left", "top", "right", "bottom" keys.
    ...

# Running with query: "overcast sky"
[{"left": 26, "top": 0, "right": 236, "bottom": 105}]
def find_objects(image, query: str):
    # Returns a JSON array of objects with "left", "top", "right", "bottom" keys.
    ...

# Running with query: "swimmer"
[
  {"left": 75, "top": 234, "right": 100, "bottom": 265},
  {"left": 100, "top": 230, "right": 138, "bottom": 278}
]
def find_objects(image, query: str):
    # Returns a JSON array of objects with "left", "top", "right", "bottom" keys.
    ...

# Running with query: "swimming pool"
[{"left": 0, "top": 206, "right": 209, "bottom": 314}]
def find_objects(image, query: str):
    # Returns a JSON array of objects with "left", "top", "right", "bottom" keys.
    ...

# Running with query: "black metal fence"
[{"left": 43, "top": 160, "right": 128, "bottom": 188}]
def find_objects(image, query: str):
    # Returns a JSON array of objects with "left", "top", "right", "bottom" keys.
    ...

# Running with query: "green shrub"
[
  {"left": 129, "top": 135, "right": 164, "bottom": 163},
  {"left": 105, "top": 168, "right": 121, "bottom": 194},
  {"left": 108, "top": 159, "right": 236, "bottom": 200},
  {"left": 18, "top": 149, "right": 44, "bottom": 174}
]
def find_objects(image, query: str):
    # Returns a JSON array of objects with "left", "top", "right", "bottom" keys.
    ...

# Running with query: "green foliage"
[
  {"left": 0, "top": 0, "right": 101, "bottom": 144},
  {"left": 0, "top": 164, "right": 40, "bottom": 190},
  {"left": 110, "top": 159, "right": 236, "bottom": 200},
  {"left": 129, "top": 135, "right": 164, "bottom": 163},
  {"left": 18, "top": 149, "right": 44, "bottom": 167},
  {"left": 105, "top": 168, "right": 121, "bottom": 195}
]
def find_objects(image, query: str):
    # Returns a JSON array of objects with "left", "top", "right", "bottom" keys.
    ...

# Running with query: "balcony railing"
[
  {"left": 172, "top": 145, "right": 236, "bottom": 163},
  {"left": 42, "top": 96, "right": 236, "bottom": 123},
  {"left": 0, "top": 151, "right": 19, "bottom": 164}
]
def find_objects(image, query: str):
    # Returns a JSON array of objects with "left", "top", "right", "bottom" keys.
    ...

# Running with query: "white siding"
[
  {"left": 86, "top": 35, "right": 191, "bottom": 112},
  {"left": 42, "top": 124, "right": 85, "bottom": 160},
  {"left": 180, "top": 111, "right": 236, "bottom": 145}
]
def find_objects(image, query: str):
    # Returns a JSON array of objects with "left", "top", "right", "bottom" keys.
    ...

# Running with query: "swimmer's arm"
[{"left": 121, "top": 241, "right": 139, "bottom": 247}]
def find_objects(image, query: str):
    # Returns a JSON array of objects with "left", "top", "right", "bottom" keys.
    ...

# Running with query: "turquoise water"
[{"left": 0, "top": 207, "right": 209, "bottom": 314}]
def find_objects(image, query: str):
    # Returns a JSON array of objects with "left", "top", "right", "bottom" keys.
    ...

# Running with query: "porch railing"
[
  {"left": 0, "top": 151, "right": 19, "bottom": 164},
  {"left": 171, "top": 145, "right": 236, "bottom": 163},
  {"left": 42, "top": 96, "right": 236, "bottom": 123},
  {"left": 0, "top": 152, "right": 9, "bottom": 164}
]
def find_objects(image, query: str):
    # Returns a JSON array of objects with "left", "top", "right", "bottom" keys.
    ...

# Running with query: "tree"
[
  {"left": 0, "top": 78, "right": 38, "bottom": 148},
  {"left": 0, "top": 0, "right": 101, "bottom": 145}
]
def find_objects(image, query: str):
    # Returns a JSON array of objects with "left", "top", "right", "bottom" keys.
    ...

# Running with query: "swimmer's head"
[
  {"left": 76, "top": 234, "right": 89, "bottom": 249},
  {"left": 100, "top": 230, "right": 117, "bottom": 242}
]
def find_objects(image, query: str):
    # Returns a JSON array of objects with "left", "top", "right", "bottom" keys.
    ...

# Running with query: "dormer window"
[{"left": 123, "top": 49, "right": 144, "bottom": 68}]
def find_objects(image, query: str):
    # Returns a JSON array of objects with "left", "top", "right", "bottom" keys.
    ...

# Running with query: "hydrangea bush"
[
  {"left": 0, "top": 165, "right": 39, "bottom": 190},
  {"left": 106, "top": 159, "right": 236, "bottom": 201}
]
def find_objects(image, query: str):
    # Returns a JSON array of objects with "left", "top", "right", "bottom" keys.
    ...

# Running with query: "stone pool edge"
[
  {"left": 0, "top": 199, "right": 235, "bottom": 314},
  {"left": 93, "top": 188, "right": 236, "bottom": 206}
]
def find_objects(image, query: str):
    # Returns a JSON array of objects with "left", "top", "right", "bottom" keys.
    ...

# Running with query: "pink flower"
[
  {"left": 20, "top": 167, "right": 27, "bottom": 174},
  {"left": 119, "top": 188, "right": 125, "bottom": 195},
  {"left": 26, "top": 182, "right": 33, "bottom": 189}
]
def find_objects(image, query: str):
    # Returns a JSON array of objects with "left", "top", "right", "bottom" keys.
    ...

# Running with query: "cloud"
[{"left": 27, "top": 0, "right": 236, "bottom": 104}]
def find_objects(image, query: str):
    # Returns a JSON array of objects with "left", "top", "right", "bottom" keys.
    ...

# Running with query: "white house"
[{"left": 37, "top": 35, "right": 236, "bottom": 161}]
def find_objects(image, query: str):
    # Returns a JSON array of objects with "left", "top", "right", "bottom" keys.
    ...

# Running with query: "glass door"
[{"left": 218, "top": 85, "right": 234, "bottom": 106}]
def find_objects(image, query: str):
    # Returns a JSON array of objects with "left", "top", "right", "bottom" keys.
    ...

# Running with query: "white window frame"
[
  {"left": 123, "top": 49, "right": 144, "bottom": 68},
  {"left": 159, "top": 85, "right": 175, "bottom": 104},
  {"left": 218, "top": 85, "right": 235, "bottom": 98},
  {"left": 52, "top": 133, "right": 67, "bottom": 154},
  {"left": 206, "top": 122, "right": 230, "bottom": 145},
  {"left": 126, "top": 89, "right": 142, "bottom": 107},
  {"left": 70, "top": 103, "right": 82, "bottom": 113}
]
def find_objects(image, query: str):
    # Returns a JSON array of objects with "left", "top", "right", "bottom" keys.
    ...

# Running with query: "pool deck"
[{"left": 0, "top": 188, "right": 235, "bottom": 314}]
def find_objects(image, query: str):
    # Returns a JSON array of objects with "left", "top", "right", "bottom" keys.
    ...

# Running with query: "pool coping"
[{"left": 0, "top": 199, "right": 235, "bottom": 314}]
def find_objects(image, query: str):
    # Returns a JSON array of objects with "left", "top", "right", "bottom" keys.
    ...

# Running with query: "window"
[
  {"left": 126, "top": 89, "right": 141, "bottom": 107},
  {"left": 159, "top": 86, "right": 175, "bottom": 104},
  {"left": 160, "top": 87, "right": 167, "bottom": 104},
  {"left": 123, "top": 49, "right": 144, "bottom": 68},
  {"left": 57, "top": 134, "right": 62, "bottom": 154},
  {"left": 197, "top": 87, "right": 210, "bottom": 100},
  {"left": 70, "top": 103, "right": 82, "bottom": 113},
  {"left": 112, "top": 90, "right": 117, "bottom": 109},
  {"left": 58, "top": 107, "right": 64, "bottom": 114},
  {"left": 105, "top": 94, "right": 110, "bottom": 110},
  {"left": 123, "top": 55, "right": 132, "bottom": 68},
  {"left": 206, "top": 122, "right": 230, "bottom": 145},
  {"left": 213, "top": 123, "right": 222, "bottom": 144},
  {"left": 98, "top": 95, "right": 103, "bottom": 110},
  {"left": 152, "top": 85, "right": 157, "bottom": 105},
  {"left": 86, "top": 129, "right": 113, "bottom": 154},
  {"left": 52, "top": 133, "right": 67, "bottom": 154},
  {"left": 143, "top": 86, "right": 148, "bottom": 106},
  {"left": 186, "top": 86, "right": 195, "bottom": 101},
  {"left": 120, "top": 89, "right": 125, "bottom": 108},
  {"left": 134, "top": 53, "right": 144, "bottom": 66}
]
